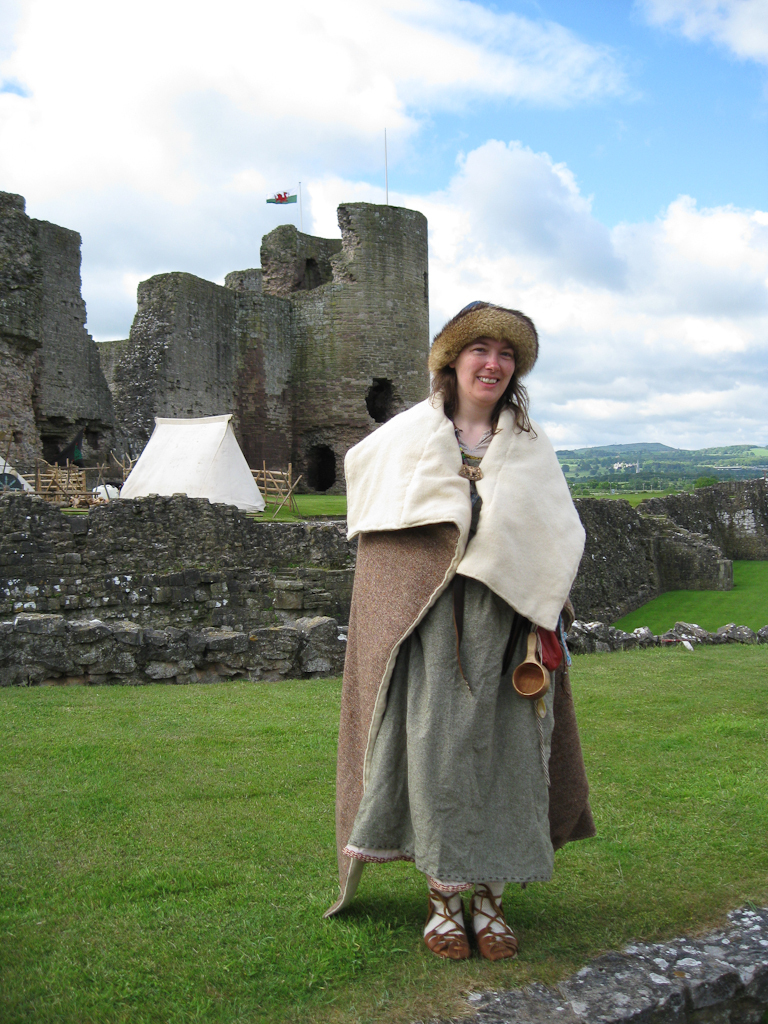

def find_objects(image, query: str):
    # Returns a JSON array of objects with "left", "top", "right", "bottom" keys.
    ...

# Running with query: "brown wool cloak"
[{"left": 325, "top": 402, "right": 595, "bottom": 918}]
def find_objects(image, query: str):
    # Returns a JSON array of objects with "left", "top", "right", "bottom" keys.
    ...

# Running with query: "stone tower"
[
  {"left": 101, "top": 202, "right": 430, "bottom": 492},
  {"left": 0, "top": 192, "right": 116, "bottom": 473}
]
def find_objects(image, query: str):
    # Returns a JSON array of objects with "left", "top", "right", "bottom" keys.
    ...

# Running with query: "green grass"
[
  {"left": 572, "top": 491, "right": 684, "bottom": 506},
  {"left": 1, "top": 648, "right": 767, "bottom": 1024},
  {"left": 615, "top": 560, "right": 768, "bottom": 634},
  {"left": 249, "top": 495, "right": 347, "bottom": 522}
]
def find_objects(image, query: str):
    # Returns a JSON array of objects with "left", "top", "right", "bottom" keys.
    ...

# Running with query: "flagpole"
[
  {"left": 299, "top": 181, "right": 303, "bottom": 232},
  {"left": 384, "top": 129, "right": 388, "bottom": 206}
]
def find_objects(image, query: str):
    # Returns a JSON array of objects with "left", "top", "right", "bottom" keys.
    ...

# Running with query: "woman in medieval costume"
[{"left": 324, "top": 301, "right": 594, "bottom": 961}]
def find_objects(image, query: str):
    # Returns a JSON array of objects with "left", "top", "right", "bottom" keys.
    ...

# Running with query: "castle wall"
[
  {"left": 32, "top": 218, "right": 115, "bottom": 460},
  {"left": 108, "top": 273, "right": 239, "bottom": 455},
  {"left": 641, "top": 479, "right": 768, "bottom": 560},
  {"left": 571, "top": 497, "right": 733, "bottom": 624},
  {"left": 0, "top": 492, "right": 354, "bottom": 633},
  {"left": 259, "top": 225, "right": 341, "bottom": 297},
  {"left": 227, "top": 279, "right": 295, "bottom": 471},
  {"left": 0, "top": 192, "right": 44, "bottom": 471},
  {"left": 283, "top": 204, "right": 430, "bottom": 492},
  {"left": 103, "top": 204, "right": 429, "bottom": 490},
  {"left": 0, "top": 191, "right": 116, "bottom": 472},
  {"left": 0, "top": 338, "right": 43, "bottom": 474}
]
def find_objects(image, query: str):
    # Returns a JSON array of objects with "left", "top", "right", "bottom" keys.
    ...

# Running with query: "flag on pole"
[{"left": 267, "top": 191, "right": 297, "bottom": 204}]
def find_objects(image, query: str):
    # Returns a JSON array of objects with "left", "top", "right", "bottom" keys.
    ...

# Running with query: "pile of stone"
[
  {"left": 452, "top": 905, "right": 768, "bottom": 1024},
  {"left": 0, "top": 612, "right": 347, "bottom": 687},
  {"left": 567, "top": 619, "right": 768, "bottom": 654}
]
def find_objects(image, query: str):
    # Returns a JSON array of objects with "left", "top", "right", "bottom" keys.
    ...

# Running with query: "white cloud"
[
  {"left": 376, "top": 139, "right": 768, "bottom": 448},
  {"left": 639, "top": 0, "right": 768, "bottom": 64},
  {"left": 0, "top": 0, "right": 624, "bottom": 203},
  {"left": 445, "top": 140, "right": 626, "bottom": 288}
]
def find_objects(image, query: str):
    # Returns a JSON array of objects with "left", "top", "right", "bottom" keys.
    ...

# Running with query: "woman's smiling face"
[{"left": 450, "top": 336, "right": 516, "bottom": 411}]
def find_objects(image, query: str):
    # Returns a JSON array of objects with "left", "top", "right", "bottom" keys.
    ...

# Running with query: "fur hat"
[{"left": 428, "top": 301, "right": 539, "bottom": 378}]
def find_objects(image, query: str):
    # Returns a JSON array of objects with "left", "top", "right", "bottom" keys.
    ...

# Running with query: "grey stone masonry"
[
  {"left": 571, "top": 497, "right": 733, "bottom": 626},
  {"left": 0, "top": 191, "right": 116, "bottom": 472},
  {"left": 434, "top": 906, "right": 768, "bottom": 1024},
  {"left": 0, "top": 612, "right": 346, "bottom": 686},
  {"left": 33, "top": 217, "right": 115, "bottom": 458},
  {"left": 1, "top": 192, "right": 45, "bottom": 471},
  {"left": 0, "top": 491, "right": 354, "bottom": 632},
  {"left": 259, "top": 223, "right": 342, "bottom": 297},
  {"left": 105, "top": 271, "right": 240, "bottom": 456},
  {"left": 566, "top": 619, "right": 768, "bottom": 654},
  {"left": 642, "top": 480, "right": 768, "bottom": 560},
  {"left": 101, "top": 202, "right": 429, "bottom": 491},
  {"left": 5, "top": 480, "right": 768, "bottom": 637}
]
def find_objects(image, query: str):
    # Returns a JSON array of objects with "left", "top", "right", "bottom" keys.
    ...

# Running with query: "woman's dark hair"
[{"left": 430, "top": 363, "right": 533, "bottom": 433}]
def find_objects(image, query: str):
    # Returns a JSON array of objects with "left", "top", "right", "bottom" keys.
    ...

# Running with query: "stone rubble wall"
[
  {"left": 456, "top": 906, "right": 768, "bottom": 1024},
  {"left": 0, "top": 612, "right": 347, "bottom": 687},
  {"left": 286, "top": 204, "right": 430, "bottom": 493},
  {"left": 642, "top": 478, "right": 768, "bottom": 560},
  {"left": 4, "top": 481, "right": 768, "bottom": 643},
  {"left": 569, "top": 495, "right": 733, "bottom": 623},
  {"left": 259, "top": 224, "right": 342, "bottom": 297},
  {"left": 1, "top": 192, "right": 45, "bottom": 470},
  {"left": 566, "top": 618, "right": 768, "bottom": 655},
  {"left": 33, "top": 218, "right": 115, "bottom": 454},
  {"left": 0, "top": 492, "right": 354, "bottom": 631}
]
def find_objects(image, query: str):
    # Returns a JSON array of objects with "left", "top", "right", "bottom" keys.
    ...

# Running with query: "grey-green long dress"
[{"left": 346, "top": 436, "right": 556, "bottom": 886}]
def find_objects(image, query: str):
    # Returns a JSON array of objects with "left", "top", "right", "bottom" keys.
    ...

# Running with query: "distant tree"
[
  {"left": 695, "top": 476, "right": 718, "bottom": 488},
  {"left": 561, "top": 464, "right": 570, "bottom": 473}
]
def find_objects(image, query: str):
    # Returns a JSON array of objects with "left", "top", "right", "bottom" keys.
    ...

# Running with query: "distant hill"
[
  {"left": 555, "top": 443, "right": 768, "bottom": 484},
  {"left": 557, "top": 442, "right": 678, "bottom": 458}
]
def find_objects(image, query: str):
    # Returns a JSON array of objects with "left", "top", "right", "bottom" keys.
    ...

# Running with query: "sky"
[{"left": 1, "top": 0, "right": 767, "bottom": 450}]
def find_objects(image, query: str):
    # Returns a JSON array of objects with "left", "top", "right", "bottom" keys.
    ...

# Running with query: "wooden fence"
[
  {"left": 252, "top": 463, "right": 302, "bottom": 516},
  {"left": 34, "top": 453, "right": 136, "bottom": 506}
]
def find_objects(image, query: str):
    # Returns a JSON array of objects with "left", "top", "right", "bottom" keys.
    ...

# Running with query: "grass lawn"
[
  {"left": 614, "top": 560, "right": 768, "bottom": 634},
  {"left": 1, "top": 647, "right": 767, "bottom": 1024},
  {"left": 250, "top": 495, "right": 347, "bottom": 522},
  {"left": 573, "top": 491, "right": 692, "bottom": 507}
]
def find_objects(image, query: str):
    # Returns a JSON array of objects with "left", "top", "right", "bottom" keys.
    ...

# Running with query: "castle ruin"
[
  {"left": 1, "top": 191, "right": 429, "bottom": 492},
  {"left": 0, "top": 192, "right": 116, "bottom": 470}
]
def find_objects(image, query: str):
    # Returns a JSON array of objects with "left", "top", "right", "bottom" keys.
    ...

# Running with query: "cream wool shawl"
[{"left": 345, "top": 397, "right": 585, "bottom": 631}]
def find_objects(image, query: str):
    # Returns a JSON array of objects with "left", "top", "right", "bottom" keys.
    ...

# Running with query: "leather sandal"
[
  {"left": 424, "top": 888, "right": 470, "bottom": 960},
  {"left": 470, "top": 884, "right": 518, "bottom": 961}
]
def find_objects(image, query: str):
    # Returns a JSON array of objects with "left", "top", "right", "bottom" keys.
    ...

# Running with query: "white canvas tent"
[{"left": 120, "top": 415, "right": 265, "bottom": 512}]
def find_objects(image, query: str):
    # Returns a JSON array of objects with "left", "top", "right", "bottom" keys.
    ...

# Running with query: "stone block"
[
  {"left": 717, "top": 623, "right": 757, "bottom": 643},
  {"left": 144, "top": 661, "right": 179, "bottom": 680},
  {"left": 111, "top": 621, "right": 143, "bottom": 645},
  {"left": 67, "top": 619, "right": 110, "bottom": 643},
  {"left": 202, "top": 629, "right": 248, "bottom": 655},
  {"left": 672, "top": 621, "right": 711, "bottom": 641},
  {"left": 296, "top": 615, "right": 346, "bottom": 676},
  {"left": 632, "top": 626, "right": 656, "bottom": 647},
  {"left": 13, "top": 613, "right": 66, "bottom": 635}
]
